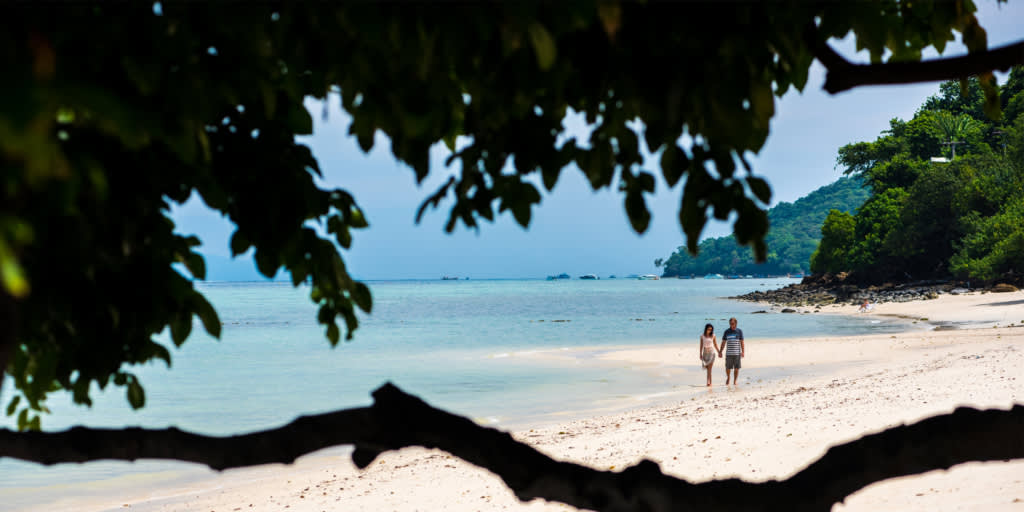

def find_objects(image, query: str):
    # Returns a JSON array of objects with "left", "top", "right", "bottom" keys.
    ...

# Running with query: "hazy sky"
[{"left": 173, "top": 1, "right": 1024, "bottom": 281}]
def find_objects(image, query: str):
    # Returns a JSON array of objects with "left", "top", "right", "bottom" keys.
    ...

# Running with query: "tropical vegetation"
[
  {"left": 811, "top": 67, "right": 1024, "bottom": 282},
  {"left": 657, "top": 176, "right": 870, "bottom": 277},
  {"left": 2, "top": 3, "right": 1024, "bottom": 511}
]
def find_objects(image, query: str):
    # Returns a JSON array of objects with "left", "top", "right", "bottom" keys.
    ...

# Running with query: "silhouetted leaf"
[
  {"left": 170, "top": 312, "right": 193, "bottom": 347},
  {"left": 326, "top": 322, "right": 340, "bottom": 345},
  {"left": 527, "top": 22, "right": 556, "bottom": 71},
  {"left": 183, "top": 252, "right": 206, "bottom": 280},
  {"left": 625, "top": 188, "right": 651, "bottom": 234},
  {"left": 150, "top": 341, "right": 172, "bottom": 368},
  {"left": 230, "top": 231, "right": 250, "bottom": 257},
  {"left": 0, "top": 240, "right": 30, "bottom": 298},
  {"left": 979, "top": 73, "right": 1001, "bottom": 121},
  {"left": 352, "top": 281, "right": 372, "bottom": 313},
  {"left": 660, "top": 144, "right": 688, "bottom": 188},
  {"left": 126, "top": 377, "right": 146, "bottom": 409},
  {"left": 5, "top": 396, "right": 20, "bottom": 417},
  {"left": 348, "top": 208, "right": 368, "bottom": 228},
  {"left": 747, "top": 177, "right": 772, "bottom": 205},
  {"left": 192, "top": 293, "right": 221, "bottom": 339}
]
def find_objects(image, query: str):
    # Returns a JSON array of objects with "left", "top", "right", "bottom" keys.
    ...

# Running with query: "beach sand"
[{"left": 28, "top": 290, "right": 1024, "bottom": 511}]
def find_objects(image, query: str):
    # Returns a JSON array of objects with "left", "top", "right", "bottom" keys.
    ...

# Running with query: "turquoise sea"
[{"left": 0, "top": 278, "right": 912, "bottom": 508}]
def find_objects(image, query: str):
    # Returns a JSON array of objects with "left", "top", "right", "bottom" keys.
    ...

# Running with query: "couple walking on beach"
[{"left": 698, "top": 317, "right": 744, "bottom": 386}]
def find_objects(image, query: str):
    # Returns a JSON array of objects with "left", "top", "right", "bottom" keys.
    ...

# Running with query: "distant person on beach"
[
  {"left": 859, "top": 299, "right": 874, "bottom": 313},
  {"left": 721, "top": 317, "right": 745, "bottom": 385},
  {"left": 698, "top": 323, "right": 720, "bottom": 386}
]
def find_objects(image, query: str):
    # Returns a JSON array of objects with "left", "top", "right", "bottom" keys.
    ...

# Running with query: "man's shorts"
[{"left": 725, "top": 354, "right": 741, "bottom": 370}]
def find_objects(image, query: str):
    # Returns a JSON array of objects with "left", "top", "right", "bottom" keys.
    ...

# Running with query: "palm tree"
[{"left": 930, "top": 111, "right": 981, "bottom": 159}]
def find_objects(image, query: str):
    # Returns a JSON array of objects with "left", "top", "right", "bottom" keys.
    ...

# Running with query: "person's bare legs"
[
  {"left": 706, "top": 364, "right": 712, "bottom": 386},
  {"left": 731, "top": 368, "right": 739, "bottom": 385},
  {"left": 724, "top": 366, "right": 730, "bottom": 385}
]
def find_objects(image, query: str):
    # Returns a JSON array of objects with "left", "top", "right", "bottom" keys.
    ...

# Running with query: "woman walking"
[{"left": 698, "top": 323, "right": 720, "bottom": 386}]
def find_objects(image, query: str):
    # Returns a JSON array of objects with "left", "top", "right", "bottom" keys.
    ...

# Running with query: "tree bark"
[
  {"left": 804, "top": 21, "right": 1024, "bottom": 95},
  {"left": 1, "top": 383, "right": 1021, "bottom": 512}
]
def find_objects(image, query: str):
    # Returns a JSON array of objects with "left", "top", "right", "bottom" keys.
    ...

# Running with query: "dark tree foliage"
[
  {"left": 2, "top": 2, "right": 1024, "bottom": 511},
  {"left": 659, "top": 176, "right": 870, "bottom": 277},
  {"left": 2, "top": 0, "right": 1003, "bottom": 426},
  {"left": 809, "top": 210, "right": 856, "bottom": 274}
]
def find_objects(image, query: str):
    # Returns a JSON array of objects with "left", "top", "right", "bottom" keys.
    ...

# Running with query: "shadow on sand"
[{"left": 979, "top": 298, "right": 1024, "bottom": 307}]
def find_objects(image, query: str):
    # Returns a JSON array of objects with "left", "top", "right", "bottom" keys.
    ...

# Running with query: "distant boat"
[
  {"left": 546, "top": 273, "right": 571, "bottom": 280},
  {"left": 704, "top": 273, "right": 724, "bottom": 279},
  {"left": 637, "top": 274, "right": 660, "bottom": 280},
  {"left": 441, "top": 276, "right": 459, "bottom": 280},
  {"left": 579, "top": 274, "right": 599, "bottom": 280},
  {"left": 608, "top": 275, "right": 617, "bottom": 279}
]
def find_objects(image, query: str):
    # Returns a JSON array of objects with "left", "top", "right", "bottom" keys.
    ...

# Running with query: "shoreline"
[
  {"left": 10, "top": 291, "right": 1024, "bottom": 511},
  {"left": 745, "top": 286, "right": 1024, "bottom": 329}
]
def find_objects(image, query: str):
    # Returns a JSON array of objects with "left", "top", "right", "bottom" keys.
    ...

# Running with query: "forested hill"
[
  {"left": 810, "top": 69, "right": 1024, "bottom": 283},
  {"left": 657, "top": 176, "right": 869, "bottom": 277}
]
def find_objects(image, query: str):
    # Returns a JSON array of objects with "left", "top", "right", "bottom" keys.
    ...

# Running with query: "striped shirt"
[{"left": 722, "top": 328, "right": 744, "bottom": 355}]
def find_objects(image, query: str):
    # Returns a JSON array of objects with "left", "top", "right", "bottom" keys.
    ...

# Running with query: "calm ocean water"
[{"left": 0, "top": 278, "right": 911, "bottom": 507}]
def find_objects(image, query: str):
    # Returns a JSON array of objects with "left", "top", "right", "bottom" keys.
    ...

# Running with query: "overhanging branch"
[
  {"left": 810, "top": 34, "right": 1024, "bottom": 95},
  {"left": 1, "top": 383, "right": 1021, "bottom": 512}
]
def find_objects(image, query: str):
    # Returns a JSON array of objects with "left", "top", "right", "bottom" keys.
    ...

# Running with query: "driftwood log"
[{"left": 1, "top": 383, "right": 1022, "bottom": 512}]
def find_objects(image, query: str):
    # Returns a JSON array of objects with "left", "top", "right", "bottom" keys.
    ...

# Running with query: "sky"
[{"left": 172, "top": 1, "right": 1024, "bottom": 281}]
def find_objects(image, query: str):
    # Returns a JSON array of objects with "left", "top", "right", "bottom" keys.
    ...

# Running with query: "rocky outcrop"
[
  {"left": 732, "top": 274, "right": 943, "bottom": 307},
  {"left": 732, "top": 273, "right": 1022, "bottom": 308}
]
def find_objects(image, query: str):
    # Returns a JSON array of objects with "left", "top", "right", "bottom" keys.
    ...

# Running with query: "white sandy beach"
[{"left": 27, "top": 290, "right": 1024, "bottom": 511}]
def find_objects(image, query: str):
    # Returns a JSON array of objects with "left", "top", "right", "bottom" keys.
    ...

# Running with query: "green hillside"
[
  {"left": 657, "top": 176, "right": 869, "bottom": 277},
  {"left": 812, "top": 69, "right": 1024, "bottom": 282}
]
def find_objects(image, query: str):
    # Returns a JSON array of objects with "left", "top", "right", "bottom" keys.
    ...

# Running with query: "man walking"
[{"left": 720, "top": 317, "right": 745, "bottom": 385}]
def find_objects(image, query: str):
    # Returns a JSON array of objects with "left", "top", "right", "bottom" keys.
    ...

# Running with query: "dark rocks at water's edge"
[
  {"left": 990, "top": 283, "right": 1019, "bottom": 293},
  {"left": 731, "top": 271, "right": 1022, "bottom": 308}
]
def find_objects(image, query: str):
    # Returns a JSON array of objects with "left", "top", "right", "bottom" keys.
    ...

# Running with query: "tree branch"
[
  {"left": 779, "top": 404, "right": 1024, "bottom": 511},
  {"left": 810, "top": 34, "right": 1024, "bottom": 95},
  {"left": 1, "top": 383, "right": 1021, "bottom": 512}
]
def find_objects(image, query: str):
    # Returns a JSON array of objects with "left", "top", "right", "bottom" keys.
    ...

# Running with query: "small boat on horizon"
[
  {"left": 637, "top": 274, "right": 660, "bottom": 280},
  {"left": 579, "top": 274, "right": 599, "bottom": 280},
  {"left": 704, "top": 273, "right": 724, "bottom": 279}
]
